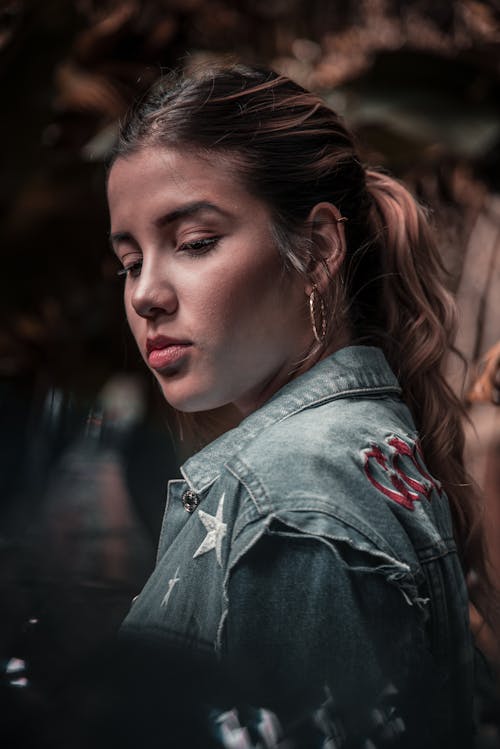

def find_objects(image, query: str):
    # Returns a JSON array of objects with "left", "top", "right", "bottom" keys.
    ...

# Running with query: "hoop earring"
[{"left": 309, "top": 285, "right": 327, "bottom": 344}]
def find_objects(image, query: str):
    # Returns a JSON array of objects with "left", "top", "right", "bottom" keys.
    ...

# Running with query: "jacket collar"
[{"left": 180, "top": 345, "right": 401, "bottom": 494}]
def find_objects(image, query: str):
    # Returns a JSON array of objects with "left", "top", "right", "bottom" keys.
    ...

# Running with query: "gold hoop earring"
[{"left": 309, "top": 285, "right": 327, "bottom": 344}]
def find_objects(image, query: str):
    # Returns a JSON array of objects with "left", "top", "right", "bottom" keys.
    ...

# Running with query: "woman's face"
[{"left": 107, "top": 147, "right": 312, "bottom": 414}]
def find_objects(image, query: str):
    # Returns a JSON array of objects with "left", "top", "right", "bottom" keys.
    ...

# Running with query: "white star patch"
[
  {"left": 160, "top": 566, "right": 181, "bottom": 609},
  {"left": 193, "top": 493, "right": 227, "bottom": 566}
]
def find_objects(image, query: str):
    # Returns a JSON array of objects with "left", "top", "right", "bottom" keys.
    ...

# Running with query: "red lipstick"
[{"left": 146, "top": 336, "right": 191, "bottom": 371}]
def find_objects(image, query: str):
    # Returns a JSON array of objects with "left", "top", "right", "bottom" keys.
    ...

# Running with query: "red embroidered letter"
[{"left": 362, "top": 434, "right": 441, "bottom": 510}]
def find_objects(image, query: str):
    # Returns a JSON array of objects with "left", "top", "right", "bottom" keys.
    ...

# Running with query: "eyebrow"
[
  {"left": 109, "top": 231, "right": 133, "bottom": 249},
  {"left": 154, "top": 200, "right": 230, "bottom": 227},
  {"left": 109, "top": 200, "right": 229, "bottom": 251}
]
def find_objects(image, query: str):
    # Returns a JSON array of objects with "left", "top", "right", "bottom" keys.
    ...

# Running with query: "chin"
[{"left": 158, "top": 378, "right": 229, "bottom": 414}]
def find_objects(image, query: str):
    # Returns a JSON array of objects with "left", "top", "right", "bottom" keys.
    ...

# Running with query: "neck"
[{"left": 234, "top": 328, "right": 353, "bottom": 419}]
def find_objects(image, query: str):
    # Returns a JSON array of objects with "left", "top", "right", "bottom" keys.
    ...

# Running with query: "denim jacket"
[{"left": 121, "top": 346, "right": 474, "bottom": 747}]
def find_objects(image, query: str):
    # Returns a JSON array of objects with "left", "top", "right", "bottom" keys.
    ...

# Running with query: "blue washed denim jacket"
[{"left": 121, "top": 346, "right": 474, "bottom": 747}]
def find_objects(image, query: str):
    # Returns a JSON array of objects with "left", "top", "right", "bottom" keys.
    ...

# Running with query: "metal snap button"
[{"left": 182, "top": 489, "right": 199, "bottom": 513}]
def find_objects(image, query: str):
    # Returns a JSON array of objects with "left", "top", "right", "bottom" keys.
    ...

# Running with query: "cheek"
[{"left": 195, "top": 259, "right": 280, "bottom": 345}]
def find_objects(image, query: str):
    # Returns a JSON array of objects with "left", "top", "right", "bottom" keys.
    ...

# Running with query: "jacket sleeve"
[{"left": 222, "top": 526, "right": 431, "bottom": 745}]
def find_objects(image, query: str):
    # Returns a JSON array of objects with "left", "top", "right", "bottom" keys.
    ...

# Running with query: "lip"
[{"left": 146, "top": 336, "right": 191, "bottom": 371}]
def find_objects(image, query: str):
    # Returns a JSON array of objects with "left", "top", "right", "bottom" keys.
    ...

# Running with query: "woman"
[{"left": 107, "top": 64, "right": 484, "bottom": 747}]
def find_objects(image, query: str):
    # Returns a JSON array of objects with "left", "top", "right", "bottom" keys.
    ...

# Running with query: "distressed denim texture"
[{"left": 121, "top": 346, "right": 474, "bottom": 746}]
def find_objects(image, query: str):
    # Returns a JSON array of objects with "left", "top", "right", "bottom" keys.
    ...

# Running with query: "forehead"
[{"left": 107, "top": 146, "right": 256, "bottom": 221}]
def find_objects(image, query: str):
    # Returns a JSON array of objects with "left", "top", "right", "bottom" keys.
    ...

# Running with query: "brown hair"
[{"left": 111, "top": 64, "right": 486, "bottom": 593}]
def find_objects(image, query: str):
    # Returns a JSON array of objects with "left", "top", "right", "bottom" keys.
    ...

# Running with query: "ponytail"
[{"left": 363, "top": 170, "right": 485, "bottom": 584}]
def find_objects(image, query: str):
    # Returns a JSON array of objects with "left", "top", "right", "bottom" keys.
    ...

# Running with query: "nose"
[{"left": 129, "top": 261, "right": 178, "bottom": 319}]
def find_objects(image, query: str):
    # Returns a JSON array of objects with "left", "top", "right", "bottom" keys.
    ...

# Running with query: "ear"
[{"left": 304, "top": 202, "right": 347, "bottom": 296}]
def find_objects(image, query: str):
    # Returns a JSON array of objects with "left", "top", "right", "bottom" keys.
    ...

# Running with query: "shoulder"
[
  {"left": 224, "top": 393, "right": 415, "bottom": 527},
  {"left": 221, "top": 393, "right": 452, "bottom": 574},
  {"left": 227, "top": 390, "right": 415, "bottom": 486}
]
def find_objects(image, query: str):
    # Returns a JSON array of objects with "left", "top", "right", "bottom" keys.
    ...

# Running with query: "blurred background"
[{"left": 0, "top": 0, "right": 499, "bottom": 745}]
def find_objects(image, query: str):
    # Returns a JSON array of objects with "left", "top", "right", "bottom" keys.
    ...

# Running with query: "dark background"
[{"left": 0, "top": 1, "right": 499, "bottom": 745}]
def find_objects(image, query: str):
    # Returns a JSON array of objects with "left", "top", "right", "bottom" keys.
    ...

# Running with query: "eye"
[
  {"left": 179, "top": 236, "right": 221, "bottom": 256},
  {"left": 117, "top": 260, "right": 142, "bottom": 278}
]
